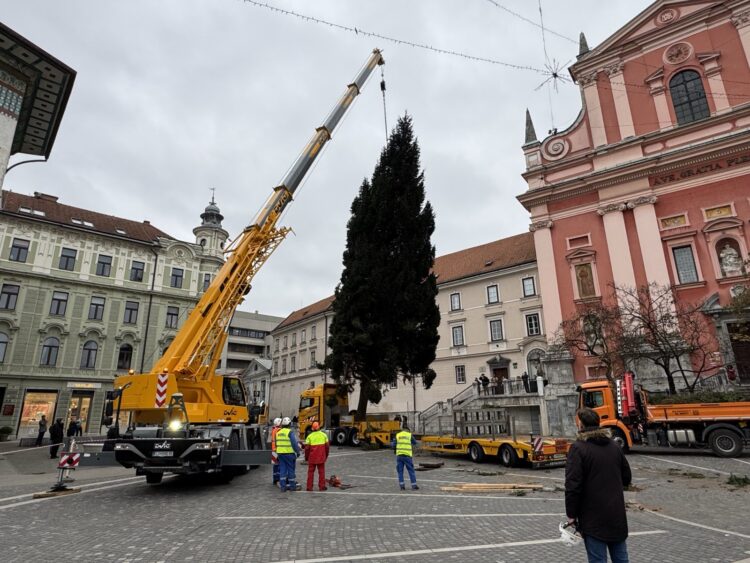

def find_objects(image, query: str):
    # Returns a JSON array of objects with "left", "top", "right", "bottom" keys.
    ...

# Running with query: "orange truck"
[{"left": 579, "top": 373, "right": 750, "bottom": 457}]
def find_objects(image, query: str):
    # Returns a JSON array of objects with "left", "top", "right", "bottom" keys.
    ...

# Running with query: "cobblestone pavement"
[{"left": 0, "top": 442, "right": 749, "bottom": 563}]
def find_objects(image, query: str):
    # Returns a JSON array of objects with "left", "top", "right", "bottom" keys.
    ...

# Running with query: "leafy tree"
[{"left": 325, "top": 115, "right": 439, "bottom": 419}]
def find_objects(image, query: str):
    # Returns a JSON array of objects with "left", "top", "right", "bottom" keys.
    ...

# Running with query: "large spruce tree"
[{"left": 326, "top": 115, "right": 439, "bottom": 419}]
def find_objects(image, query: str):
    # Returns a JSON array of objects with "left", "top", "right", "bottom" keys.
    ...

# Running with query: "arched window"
[
  {"left": 80, "top": 340, "right": 98, "bottom": 369},
  {"left": 40, "top": 337, "right": 60, "bottom": 367},
  {"left": 117, "top": 344, "right": 133, "bottom": 370},
  {"left": 669, "top": 70, "right": 710, "bottom": 125},
  {"left": 0, "top": 332, "right": 8, "bottom": 363}
]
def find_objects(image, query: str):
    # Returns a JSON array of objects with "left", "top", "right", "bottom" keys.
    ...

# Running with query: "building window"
[
  {"left": 274, "top": 338, "right": 279, "bottom": 351},
  {"left": 9, "top": 238, "right": 30, "bottom": 262},
  {"left": 96, "top": 255, "right": 112, "bottom": 277},
  {"left": 59, "top": 247, "right": 77, "bottom": 270},
  {"left": 0, "top": 332, "right": 8, "bottom": 363},
  {"left": 273, "top": 360, "right": 278, "bottom": 375},
  {"left": 450, "top": 293, "right": 461, "bottom": 311},
  {"left": 301, "top": 329, "right": 306, "bottom": 343},
  {"left": 170, "top": 268, "right": 184, "bottom": 288},
  {"left": 130, "top": 261, "right": 145, "bottom": 282},
  {"left": 203, "top": 273, "right": 211, "bottom": 291},
  {"left": 282, "top": 358, "right": 287, "bottom": 374},
  {"left": 455, "top": 365, "right": 466, "bottom": 384},
  {"left": 50, "top": 291, "right": 68, "bottom": 316},
  {"left": 291, "top": 355, "right": 296, "bottom": 372},
  {"left": 670, "top": 70, "right": 710, "bottom": 125},
  {"left": 311, "top": 325, "right": 317, "bottom": 340},
  {"left": 389, "top": 380, "right": 398, "bottom": 389},
  {"left": 452, "top": 325, "right": 465, "bottom": 347},
  {"left": 88, "top": 296, "right": 105, "bottom": 320},
  {"left": 283, "top": 335, "right": 288, "bottom": 349},
  {"left": 166, "top": 306, "right": 179, "bottom": 329},
  {"left": 490, "top": 319, "right": 504, "bottom": 342},
  {"left": 575, "top": 263, "right": 597, "bottom": 298},
  {"left": 40, "top": 337, "right": 60, "bottom": 367},
  {"left": 310, "top": 348, "right": 316, "bottom": 367},
  {"left": 487, "top": 285, "right": 499, "bottom": 304},
  {"left": 124, "top": 301, "right": 139, "bottom": 324},
  {"left": 80, "top": 340, "right": 98, "bottom": 369},
  {"left": 522, "top": 277, "right": 536, "bottom": 297},
  {"left": 291, "top": 333, "right": 297, "bottom": 347},
  {"left": 672, "top": 245, "right": 699, "bottom": 284},
  {"left": 526, "top": 313, "right": 541, "bottom": 336},
  {"left": 0, "top": 284, "right": 20, "bottom": 310},
  {"left": 117, "top": 344, "right": 133, "bottom": 370}
]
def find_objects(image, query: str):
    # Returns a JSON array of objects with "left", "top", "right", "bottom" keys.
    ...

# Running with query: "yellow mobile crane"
[{"left": 84, "top": 49, "right": 385, "bottom": 484}]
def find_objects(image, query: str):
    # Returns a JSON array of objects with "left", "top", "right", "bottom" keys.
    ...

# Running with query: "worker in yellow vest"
[
  {"left": 392, "top": 425, "right": 419, "bottom": 490},
  {"left": 304, "top": 421, "right": 330, "bottom": 491},
  {"left": 276, "top": 417, "right": 301, "bottom": 492},
  {"left": 270, "top": 417, "right": 282, "bottom": 486}
]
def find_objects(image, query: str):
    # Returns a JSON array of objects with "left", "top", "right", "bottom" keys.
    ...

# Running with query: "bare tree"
[{"left": 616, "top": 283, "right": 722, "bottom": 393}]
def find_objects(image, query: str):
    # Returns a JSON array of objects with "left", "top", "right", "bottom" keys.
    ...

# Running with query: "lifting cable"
[{"left": 380, "top": 64, "right": 388, "bottom": 143}]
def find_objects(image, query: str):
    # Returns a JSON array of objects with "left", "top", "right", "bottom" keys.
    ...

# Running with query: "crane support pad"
[
  {"left": 78, "top": 451, "right": 118, "bottom": 467},
  {"left": 221, "top": 449, "right": 272, "bottom": 466}
]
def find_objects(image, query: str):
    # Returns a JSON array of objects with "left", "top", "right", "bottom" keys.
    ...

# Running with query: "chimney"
[
  {"left": 143, "top": 220, "right": 150, "bottom": 225},
  {"left": 33, "top": 192, "right": 59, "bottom": 202}
]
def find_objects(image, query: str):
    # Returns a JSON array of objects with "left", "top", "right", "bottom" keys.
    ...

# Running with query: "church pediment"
[
  {"left": 580, "top": 1, "right": 721, "bottom": 60},
  {"left": 565, "top": 248, "right": 596, "bottom": 263},
  {"left": 702, "top": 216, "right": 744, "bottom": 233}
]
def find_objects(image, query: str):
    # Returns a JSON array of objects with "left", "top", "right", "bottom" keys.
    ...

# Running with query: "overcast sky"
[{"left": 4, "top": 0, "right": 651, "bottom": 318}]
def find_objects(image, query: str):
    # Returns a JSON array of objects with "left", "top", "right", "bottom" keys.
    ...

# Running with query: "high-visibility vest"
[
  {"left": 271, "top": 426, "right": 280, "bottom": 452},
  {"left": 276, "top": 428, "right": 294, "bottom": 454},
  {"left": 305, "top": 430, "right": 329, "bottom": 446},
  {"left": 396, "top": 431, "right": 413, "bottom": 457}
]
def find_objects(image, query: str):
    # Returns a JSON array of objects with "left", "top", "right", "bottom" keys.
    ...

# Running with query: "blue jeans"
[
  {"left": 278, "top": 453, "right": 297, "bottom": 491},
  {"left": 584, "top": 536, "right": 629, "bottom": 563},
  {"left": 396, "top": 455, "right": 417, "bottom": 487}
]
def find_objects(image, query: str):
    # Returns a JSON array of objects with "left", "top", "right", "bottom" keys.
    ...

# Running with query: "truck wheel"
[
  {"left": 145, "top": 472, "right": 163, "bottom": 485},
  {"left": 709, "top": 429, "right": 743, "bottom": 457},
  {"left": 349, "top": 429, "right": 361, "bottom": 447},
  {"left": 610, "top": 429, "right": 630, "bottom": 453},
  {"left": 499, "top": 445, "right": 519, "bottom": 468},
  {"left": 468, "top": 442, "right": 485, "bottom": 463},
  {"left": 333, "top": 428, "right": 348, "bottom": 446}
]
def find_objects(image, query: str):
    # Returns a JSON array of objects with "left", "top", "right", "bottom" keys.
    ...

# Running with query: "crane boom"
[{"left": 153, "top": 48, "right": 384, "bottom": 379}]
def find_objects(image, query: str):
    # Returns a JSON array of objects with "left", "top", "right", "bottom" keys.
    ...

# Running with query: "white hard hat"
[
  {"left": 281, "top": 417, "right": 291, "bottom": 426},
  {"left": 273, "top": 417, "right": 282, "bottom": 426},
  {"left": 559, "top": 521, "right": 582, "bottom": 547}
]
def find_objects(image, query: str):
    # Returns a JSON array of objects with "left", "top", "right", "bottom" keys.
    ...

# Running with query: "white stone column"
[
  {"left": 0, "top": 70, "right": 26, "bottom": 188},
  {"left": 645, "top": 71, "right": 673, "bottom": 131},
  {"left": 699, "top": 53, "right": 731, "bottom": 114},
  {"left": 604, "top": 62, "right": 635, "bottom": 139},
  {"left": 598, "top": 203, "right": 637, "bottom": 291},
  {"left": 530, "top": 220, "right": 561, "bottom": 342},
  {"left": 628, "top": 196, "right": 672, "bottom": 287},
  {"left": 732, "top": 10, "right": 750, "bottom": 69},
  {"left": 580, "top": 70, "right": 608, "bottom": 147}
]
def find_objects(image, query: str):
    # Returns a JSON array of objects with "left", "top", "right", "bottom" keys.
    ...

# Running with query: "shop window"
[
  {"left": 40, "top": 337, "right": 60, "bottom": 367},
  {"left": 80, "top": 340, "right": 98, "bottom": 369},
  {"left": 18, "top": 390, "right": 58, "bottom": 439},
  {"left": 669, "top": 70, "right": 710, "bottom": 125}
]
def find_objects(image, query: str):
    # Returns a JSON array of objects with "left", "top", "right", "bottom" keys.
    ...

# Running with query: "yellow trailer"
[{"left": 419, "top": 434, "right": 570, "bottom": 468}]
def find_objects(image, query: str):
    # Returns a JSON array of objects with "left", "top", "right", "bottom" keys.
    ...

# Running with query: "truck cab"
[
  {"left": 298, "top": 384, "right": 348, "bottom": 437},
  {"left": 578, "top": 379, "right": 635, "bottom": 449}
]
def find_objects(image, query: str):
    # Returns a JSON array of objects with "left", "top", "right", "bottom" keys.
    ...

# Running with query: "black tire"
[
  {"left": 333, "top": 428, "right": 348, "bottom": 446},
  {"left": 349, "top": 428, "right": 361, "bottom": 447},
  {"left": 610, "top": 429, "right": 630, "bottom": 453},
  {"left": 145, "top": 472, "right": 163, "bottom": 485},
  {"left": 468, "top": 442, "right": 485, "bottom": 463},
  {"left": 709, "top": 428, "right": 743, "bottom": 457},
  {"left": 499, "top": 445, "right": 519, "bottom": 468}
]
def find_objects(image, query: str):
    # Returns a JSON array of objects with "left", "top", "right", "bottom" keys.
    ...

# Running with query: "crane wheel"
[
  {"left": 499, "top": 445, "right": 519, "bottom": 468},
  {"left": 349, "top": 429, "right": 361, "bottom": 447},
  {"left": 333, "top": 428, "right": 349, "bottom": 446}
]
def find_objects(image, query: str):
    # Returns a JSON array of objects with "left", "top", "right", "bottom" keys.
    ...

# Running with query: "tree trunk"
[
  {"left": 355, "top": 383, "right": 370, "bottom": 421},
  {"left": 661, "top": 361, "right": 677, "bottom": 394}
]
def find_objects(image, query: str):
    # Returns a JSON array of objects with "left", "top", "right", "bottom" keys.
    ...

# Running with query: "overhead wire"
[
  {"left": 483, "top": 0, "right": 577, "bottom": 44},
  {"left": 242, "top": 0, "right": 549, "bottom": 74}
]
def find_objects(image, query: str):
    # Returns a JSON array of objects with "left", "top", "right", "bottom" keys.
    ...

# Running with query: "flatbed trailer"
[{"left": 419, "top": 434, "right": 570, "bottom": 469}]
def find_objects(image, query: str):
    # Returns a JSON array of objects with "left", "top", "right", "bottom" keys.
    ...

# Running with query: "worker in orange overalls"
[
  {"left": 304, "top": 421, "right": 329, "bottom": 491},
  {"left": 271, "top": 417, "right": 282, "bottom": 486}
]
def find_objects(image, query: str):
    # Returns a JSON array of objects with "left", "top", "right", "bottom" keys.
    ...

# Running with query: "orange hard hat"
[{"left": 312, "top": 421, "right": 320, "bottom": 431}]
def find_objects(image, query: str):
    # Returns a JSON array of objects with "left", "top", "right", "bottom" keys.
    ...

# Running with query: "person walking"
[
  {"left": 480, "top": 374, "right": 490, "bottom": 395},
  {"left": 565, "top": 408, "right": 632, "bottom": 563},
  {"left": 304, "top": 421, "right": 329, "bottom": 491},
  {"left": 49, "top": 418, "right": 64, "bottom": 459},
  {"left": 35, "top": 415, "right": 48, "bottom": 447},
  {"left": 270, "top": 417, "right": 282, "bottom": 486},
  {"left": 66, "top": 417, "right": 78, "bottom": 439},
  {"left": 275, "top": 417, "right": 301, "bottom": 492},
  {"left": 392, "top": 425, "right": 419, "bottom": 491}
]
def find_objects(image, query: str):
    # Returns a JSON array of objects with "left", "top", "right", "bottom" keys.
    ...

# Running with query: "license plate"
[{"left": 152, "top": 451, "right": 173, "bottom": 457}]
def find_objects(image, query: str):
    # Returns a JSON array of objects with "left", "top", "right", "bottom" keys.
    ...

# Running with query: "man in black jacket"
[
  {"left": 49, "top": 418, "right": 64, "bottom": 459},
  {"left": 565, "top": 408, "right": 632, "bottom": 563}
]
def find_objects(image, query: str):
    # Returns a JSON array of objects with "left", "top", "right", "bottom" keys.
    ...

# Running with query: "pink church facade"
[{"left": 518, "top": 0, "right": 750, "bottom": 384}]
